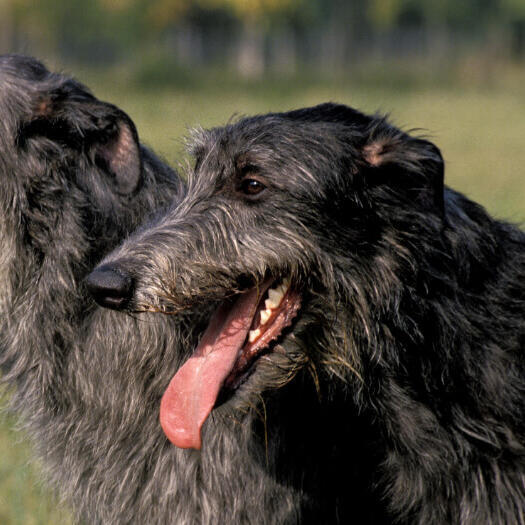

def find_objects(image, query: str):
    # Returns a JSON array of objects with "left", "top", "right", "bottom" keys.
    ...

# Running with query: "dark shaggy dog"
[
  {"left": 0, "top": 55, "right": 208, "bottom": 523},
  {"left": 89, "top": 103, "right": 525, "bottom": 524}
]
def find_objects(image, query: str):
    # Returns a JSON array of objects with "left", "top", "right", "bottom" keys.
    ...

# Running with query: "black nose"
[{"left": 85, "top": 265, "right": 133, "bottom": 310}]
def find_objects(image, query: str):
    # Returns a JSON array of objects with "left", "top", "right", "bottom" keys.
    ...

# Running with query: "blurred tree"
[
  {"left": 2, "top": 0, "right": 524, "bottom": 72},
  {"left": 368, "top": 0, "right": 498, "bottom": 29},
  {"left": 142, "top": 0, "right": 300, "bottom": 29},
  {"left": 502, "top": 0, "right": 525, "bottom": 58},
  {"left": 142, "top": 0, "right": 302, "bottom": 77},
  {"left": 5, "top": 0, "right": 146, "bottom": 63},
  {"left": 368, "top": 0, "right": 407, "bottom": 29}
]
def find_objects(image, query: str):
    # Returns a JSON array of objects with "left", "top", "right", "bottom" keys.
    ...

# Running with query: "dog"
[
  {"left": 0, "top": 55, "right": 210, "bottom": 524},
  {"left": 88, "top": 102, "right": 525, "bottom": 524}
]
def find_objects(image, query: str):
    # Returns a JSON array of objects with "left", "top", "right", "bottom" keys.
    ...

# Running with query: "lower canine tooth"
[{"left": 248, "top": 329, "right": 260, "bottom": 343}]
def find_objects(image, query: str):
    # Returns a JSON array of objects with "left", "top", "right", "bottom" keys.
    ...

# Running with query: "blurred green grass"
[
  {"left": 1, "top": 71, "right": 524, "bottom": 524},
  {"left": 0, "top": 392, "right": 73, "bottom": 525}
]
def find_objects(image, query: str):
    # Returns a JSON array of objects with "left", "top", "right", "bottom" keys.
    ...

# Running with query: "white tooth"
[
  {"left": 260, "top": 309, "right": 272, "bottom": 325},
  {"left": 248, "top": 329, "right": 260, "bottom": 343},
  {"left": 268, "top": 288, "right": 284, "bottom": 305},
  {"left": 265, "top": 298, "right": 277, "bottom": 310}
]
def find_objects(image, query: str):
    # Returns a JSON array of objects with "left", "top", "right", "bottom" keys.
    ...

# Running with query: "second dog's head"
[{"left": 0, "top": 54, "right": 182, "bottom": 314}]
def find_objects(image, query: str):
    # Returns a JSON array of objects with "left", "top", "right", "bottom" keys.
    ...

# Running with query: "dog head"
[
  {"left": 87, "top": 102, "right": 445, "bottom": 449},
  {"left": 0, "top": 54, "right": 182, "bottom": 319}
]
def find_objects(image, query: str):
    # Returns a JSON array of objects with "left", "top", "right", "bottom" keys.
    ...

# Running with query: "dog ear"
[
  {"left": 89, "top": 111, "right": 142, "bottom": 195},
  {"left": 283, "top": 104, "right": 444, "bottom": 214},
  {"left": 21, "top": 87, "right": 142, "bottom": 195},
  {"left": 363, "top": 131, "right": 444, "bottom": 215}
]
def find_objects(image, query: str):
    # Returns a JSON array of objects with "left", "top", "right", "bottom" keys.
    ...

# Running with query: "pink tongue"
[{"left": 160, "top": 285, "right": 269, "bottom": 449}]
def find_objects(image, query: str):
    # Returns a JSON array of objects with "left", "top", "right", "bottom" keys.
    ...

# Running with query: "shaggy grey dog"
[
  {"left": 0, "top": 55, "right": 208, "bottom": 524},
  {"left": 89, "top": 103, "right": 525, "bottom": 524}
]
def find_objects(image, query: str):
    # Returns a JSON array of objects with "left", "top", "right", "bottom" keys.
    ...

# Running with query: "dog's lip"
[{"left": 221, "top": 280, "right": 302, "bottom": 391}]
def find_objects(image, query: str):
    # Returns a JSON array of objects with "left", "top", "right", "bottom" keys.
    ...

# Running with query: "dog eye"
[{"left": 240, "top": 177, "right": 266, "bottom": 196}]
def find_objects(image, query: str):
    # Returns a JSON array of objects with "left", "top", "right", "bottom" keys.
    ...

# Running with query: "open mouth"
[{"left": 159, "top": 277, "right": 301, "bottom": 450}]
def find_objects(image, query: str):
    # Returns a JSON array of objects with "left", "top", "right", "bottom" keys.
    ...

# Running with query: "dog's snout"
[{"left": 86, "top": 265, "right": 133, "bottom": 310}]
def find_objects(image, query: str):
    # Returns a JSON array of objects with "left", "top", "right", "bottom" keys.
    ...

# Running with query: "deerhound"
[
  {"left": 0, "top": 55, "right": 209, "bottom": 524},
  {"left": 88, "top": 103, "right": 525, "bottom": 524}
]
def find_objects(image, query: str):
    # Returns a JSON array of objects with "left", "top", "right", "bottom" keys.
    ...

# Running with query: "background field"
[{"left": 0, "top": 70, "right": 524, "bottom": 524}]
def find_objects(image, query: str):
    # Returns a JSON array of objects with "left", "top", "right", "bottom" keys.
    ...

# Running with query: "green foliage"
[
  {"left": 105, "top": 0, "right": 303, "bottom": 31},
  {"left": 502, "top": 0, "right": 525, "bottom": 17},
  {"left": 8, "top": 0, "right": 525, "bottom": 58},
  {"left": 367, "top": 0, "right": 500, "bottom": 29},
  {"left": 0, "top": 390, "right": 73, "bottom": 525}
]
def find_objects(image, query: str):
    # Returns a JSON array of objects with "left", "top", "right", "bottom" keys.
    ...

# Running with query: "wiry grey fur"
[
  {"left": 94, "top": 103, "right": 525, "bottom": 524},
  {"left": 0, "top": 55, "right": 217, "bottom": 524}
]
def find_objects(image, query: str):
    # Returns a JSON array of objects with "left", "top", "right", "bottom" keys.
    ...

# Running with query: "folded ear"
[
  {"left": 363, "top": 130, "right": 444, "bottom": 215},
  {"left": 89, "top": 111, "right": 142, "bottom": 195},
  {"left": 20, "top": 85, "right": 142, "bottom": 195}
]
